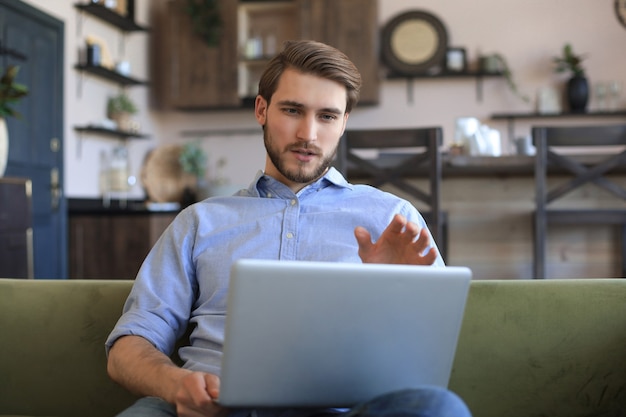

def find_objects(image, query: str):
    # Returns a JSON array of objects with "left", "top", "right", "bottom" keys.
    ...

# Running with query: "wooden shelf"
[
  {"left": 74, "top": 125, "right": 149, "bottom": 140},
  {"left": 386, "top": 70, "right": 504, "bottom": 80},
  {"left": 491, "top": 111, "right": 626, "bottom": 141},
  {"left": 387, "top": 70, "right": 504, "bottom": 103},
  {"left": 74, "top": 64, "right": 148, "bottom": 86},
  {"left": 492, "top": 110, "right": 626, "bottom": 119},
  {"left": 74, "top": 3, "right": 148, "bottom": 32}
]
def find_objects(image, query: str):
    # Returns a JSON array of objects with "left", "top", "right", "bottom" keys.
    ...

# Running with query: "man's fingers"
[
  {"left": 204, "top": 373, "right": 220, "bottom": 399},
  {"left": 413, "top": 228, "right": 431, "bottom": 250},
  {"left": 420, "top": 247, "right": 439, "bottom": 265},
  {"left": 386, "top": 213, "right": 408, "bottom": 234},
  {"left": 354, "top": 226, "right": 372, "bottom": 246},
  {"left": 403, "top": 220, "right": 421, "bottom": 241},
  {"left": 356, "top": 216, "right": 438, "bottom": 265}
]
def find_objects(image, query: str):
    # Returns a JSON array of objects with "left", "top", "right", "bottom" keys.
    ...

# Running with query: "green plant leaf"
[
  {"left": 184, "top": 0, "right": 222, "bottom": 47},
  {"left": 0, "top": 65, "right": 29, "bottom": 119},
  {"left": 553, "top": 43, "right": 586, "bottom": 77},
  {"left": 107, "top": 93, "right": 138, "bottom": 116},
  {"left": 179, "top": 142, "right": 208, "bottom": 179},
  {"left": 488, "top": 53, "right": 530, "bottom": 103}
]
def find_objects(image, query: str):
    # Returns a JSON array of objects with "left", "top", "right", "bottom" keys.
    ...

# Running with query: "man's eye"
[
  {"left": 283, "top": 108, "right": 299, "bottom": 115},
  {"left": 321, "top": 114, "right": 337, "bottom": 121}
]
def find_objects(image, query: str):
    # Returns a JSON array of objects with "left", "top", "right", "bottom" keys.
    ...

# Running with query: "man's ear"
[{"left": 255, "top": 96, "right": 267, "bottom": 125}]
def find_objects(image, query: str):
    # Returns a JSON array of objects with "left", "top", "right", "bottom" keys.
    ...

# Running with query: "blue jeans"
[{"left": 115, "top": 387, "right": 471, "bottom": 417}]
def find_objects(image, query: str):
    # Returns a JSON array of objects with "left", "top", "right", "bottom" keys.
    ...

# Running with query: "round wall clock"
[
  {"left": 616, "top": 0, "right": 626, "bottom": 28},
  {"left": 381, "top": 10, "right": 449, "bottom": 76}
]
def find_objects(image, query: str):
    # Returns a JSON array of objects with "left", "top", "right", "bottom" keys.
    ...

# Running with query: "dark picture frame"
[{"left": 446, "top": 47, "right": 467, "bottom": 72}]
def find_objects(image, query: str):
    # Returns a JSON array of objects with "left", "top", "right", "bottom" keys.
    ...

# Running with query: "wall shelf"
[
  {"left": 386, "top": 70, "right": 504, "bottom": 80},
  {"left": 74, "top": 3, "right": 148, "bottom": 32},
  {"left": 74, "top": 125, "right": 149, "bottom": 140},
  {"left": 491, "top": 111, "right": 626, "bottom": 141},
  {"left": 73, "top": 3, "right": 149, "bottom": 152},
  {"left": 73, "top": 2, "right": 149, "bottom": 92},
  {"left": 387, "top": 70, "right": 504, "bottom": 103},
  {"left": 492, "top": 110, "right": 626, "bottom": 119},
  {"left": 74, "top": 64, "right": 148, "bottom": 86}
]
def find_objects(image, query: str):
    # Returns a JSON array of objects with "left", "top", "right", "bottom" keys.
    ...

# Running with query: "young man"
[{"left": 106, "top": 40, "right": 470, "bottom": 417}]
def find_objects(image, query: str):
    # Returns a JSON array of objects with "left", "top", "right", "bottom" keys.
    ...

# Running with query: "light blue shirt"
[{"left": 106, "top": 168, "right": 444, "bottom": 375}]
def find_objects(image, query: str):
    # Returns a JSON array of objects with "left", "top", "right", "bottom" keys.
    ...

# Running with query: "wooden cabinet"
[
  {"left": 236, "top": 2, "right": 299, "bottom": 99},
  {"left": 153, "top": 0, "right": 379, "bottom": 109},
  {"left": 69, "top": 212, "right": 176, "bottom": 279},
  {"left": 152, "top": 0, "right": 240, "bottom": 109},
  {"left": 297, "top": 0, "right": 379, "bottom": 105},
  {"left": 0, "top": 178, "right": 33, "bottom": 279}
]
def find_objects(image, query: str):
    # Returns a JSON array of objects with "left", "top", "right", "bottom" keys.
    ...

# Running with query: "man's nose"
[{"left": 297, "top": 115, "right": 318, "bottom": 142}]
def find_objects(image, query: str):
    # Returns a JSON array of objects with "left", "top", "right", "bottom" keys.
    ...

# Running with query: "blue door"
[{"left": 0, "top": 0, "right": 66, "bottom": 278}]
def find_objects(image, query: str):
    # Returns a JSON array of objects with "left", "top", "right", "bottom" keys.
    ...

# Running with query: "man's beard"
[{"left": 263, "top": 126, "right": 338, "bottom": 184}]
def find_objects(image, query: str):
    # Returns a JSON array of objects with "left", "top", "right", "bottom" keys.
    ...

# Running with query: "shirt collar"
[{"left": 245, "top": 167, "right": 353, "bottom": 199}]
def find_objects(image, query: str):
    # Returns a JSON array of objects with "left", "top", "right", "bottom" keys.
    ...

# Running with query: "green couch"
[{"left": 1, "top": 278, "right": 625, "bottom": 417}]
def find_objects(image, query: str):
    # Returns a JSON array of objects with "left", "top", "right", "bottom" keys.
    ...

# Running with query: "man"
[{"left": 106, "top": 40, "right": 470, "bottom": 417}]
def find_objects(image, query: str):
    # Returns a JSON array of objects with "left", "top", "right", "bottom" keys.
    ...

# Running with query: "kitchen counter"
[
  {"left": 68, "top": 198, "right": 181, "bottom": 215},
  {"left": 68, "top": 199, "right": 179, "bottom": 279}
]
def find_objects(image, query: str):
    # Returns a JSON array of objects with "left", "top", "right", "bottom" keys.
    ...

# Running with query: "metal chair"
[
  {"left": 335, "top": 127, "right": 448, "bottom": 259},
  {"left": 532, "top": 124, "right": 626, "bottom": 278}
]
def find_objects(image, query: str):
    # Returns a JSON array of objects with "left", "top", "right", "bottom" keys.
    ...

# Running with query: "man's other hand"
[{"left": 355, "top": 214, "right": 438, "bottom": 265}]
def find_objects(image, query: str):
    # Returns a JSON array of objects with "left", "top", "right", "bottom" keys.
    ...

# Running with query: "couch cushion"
[{"left": 450, "top": 279, "right": 626, "bottom": 417}]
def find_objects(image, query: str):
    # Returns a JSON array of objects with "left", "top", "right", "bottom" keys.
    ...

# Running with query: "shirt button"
[
  {"left": 267, "top": 193, "right": 272, "bottom": 198},
  {"left": 290, "top": 199, "right": 297, "bottom": 206},
  {"left": 286, "top": 232, "right": 294, "bottom": 239}
]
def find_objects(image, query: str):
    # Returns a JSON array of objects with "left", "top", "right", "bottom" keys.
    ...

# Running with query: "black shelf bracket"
[
  {"left": 74, "top": 3, "right": 148, "bottom": 32},
  {"left": 387, "top": 70, "right": 504, "bottom": 103},
  {"left": 74, "top": 125, "right": 149, "bottom": 140},
  {"left": 74, "top": 64, "right": 148, "bottom": 86}
]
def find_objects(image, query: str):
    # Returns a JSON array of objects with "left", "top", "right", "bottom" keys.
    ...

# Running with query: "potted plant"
[
  {"left": 480, "top": 53, "right": 530, "bottom": 104},
  {"left": 184, "top": 0, "right": 222, "bottom": 47},
  {"left": 553, "top": 43, "right": 588, "bottom": 112},
  {"left": 179, "top": 142, "right": 207, "bottom": 180},
  {"left": 179, "top": 142, "right": 209, "bottom": 202},
  {"left": 107, "top": 92, "right": 138, "bottom": 131},
  {"left": 0, "top": 66, "right": 28, "bottom": 118},
  {"left": 0, "top": 65, "right": 29, "bottom": 177}
]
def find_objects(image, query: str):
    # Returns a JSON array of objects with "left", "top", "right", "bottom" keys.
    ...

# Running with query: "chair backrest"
[
  {"left": 531, "top": 124, "right": 626, "bottom": 278},
  {"left": 532, "top": 124, "right": 626, "bottom": 211},
  {"left": 335, "top": 127, "right": 444, "bottom": 246}
]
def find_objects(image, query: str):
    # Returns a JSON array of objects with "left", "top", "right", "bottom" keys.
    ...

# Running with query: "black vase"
[{"left": 567, "top": 75, "right": 589, "bottom": 113}]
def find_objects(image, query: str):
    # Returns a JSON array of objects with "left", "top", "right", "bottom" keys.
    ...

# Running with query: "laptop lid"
[{"left": 218, "top": 259, "right": 472, "bottom": 408}]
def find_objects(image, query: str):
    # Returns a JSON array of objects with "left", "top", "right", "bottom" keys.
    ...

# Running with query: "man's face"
[{"left": 255, "top": 68, "right": 349, "bottom": 192}]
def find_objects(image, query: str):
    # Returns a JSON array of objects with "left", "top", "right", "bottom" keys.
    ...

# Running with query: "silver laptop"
[{"left": 218, "top": 259, "right": 472, "bottom": 408}]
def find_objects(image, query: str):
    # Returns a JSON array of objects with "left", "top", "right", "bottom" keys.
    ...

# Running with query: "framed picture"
[
  {"left": 446, "top": 47, "right": 467, "bottom": 72},
  {"left": 380, "top": 10, "right": 449, "bottom": 76}
]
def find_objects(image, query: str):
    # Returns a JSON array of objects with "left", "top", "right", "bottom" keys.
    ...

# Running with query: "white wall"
[{"left": 21, "top": 0, "right": 626, "bottom": 198}]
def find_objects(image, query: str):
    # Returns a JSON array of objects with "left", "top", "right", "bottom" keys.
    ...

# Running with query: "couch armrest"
[{"left": 0, "top": 279, "right": 137, "bottom": 417}]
